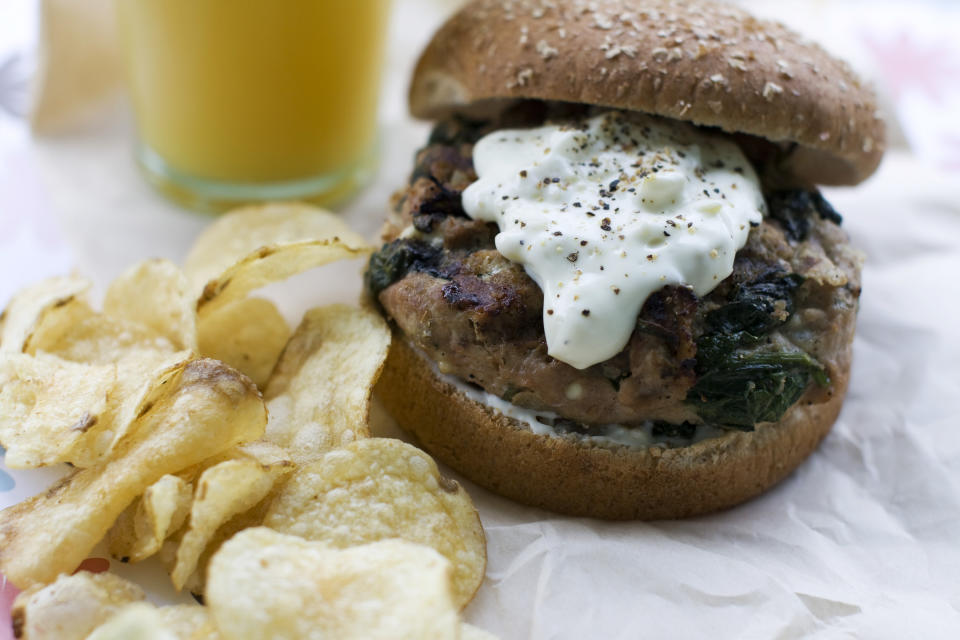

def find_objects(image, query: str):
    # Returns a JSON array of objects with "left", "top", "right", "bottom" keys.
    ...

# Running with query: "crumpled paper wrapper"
[
  {"left": 453, "top": 153, "right": 960, "bottom": 639},
  {"left": 3, "top": 0, "right": 960, "bottom": 638}
]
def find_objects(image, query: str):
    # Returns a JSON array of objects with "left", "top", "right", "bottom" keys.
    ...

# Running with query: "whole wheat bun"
[
  {"left": 410, "top": 0, "right": 884, "bottom": 186},
  {"left": 378, "top": 336, "right": 849, "bottom": 520},
  {"left": 380, "top": 0, "right": 868, "bottom": 520}
]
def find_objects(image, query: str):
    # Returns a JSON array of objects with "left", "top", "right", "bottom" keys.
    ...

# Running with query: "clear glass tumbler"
[{"left": 116, "top": 0, "right": 390, "bottom": 212}]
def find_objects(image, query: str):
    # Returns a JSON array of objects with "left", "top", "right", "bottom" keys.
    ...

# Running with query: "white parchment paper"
[
  {"left": 458, "top": 153, "right": 960, "bottom": 639},
  {"left": 2, "top": 1, "right": 960, "bottom": 638}
]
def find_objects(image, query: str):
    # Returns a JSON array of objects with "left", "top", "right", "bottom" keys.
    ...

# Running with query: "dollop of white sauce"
[{"left": 461, "top": 111, "right": 765, "bottom": 369}]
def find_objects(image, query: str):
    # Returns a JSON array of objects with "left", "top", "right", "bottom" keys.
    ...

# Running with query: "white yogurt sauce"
[{"left": 461, "top": 111, "right": 765, "bottom": 369}]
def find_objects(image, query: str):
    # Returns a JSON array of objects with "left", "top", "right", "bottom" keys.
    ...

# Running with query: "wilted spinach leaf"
[
  {"left": 687, "top": 351, "right": 828, "bottom": 429},
  {"left": 687, "top": 269, "right": 828, "bottom": 429},
  {"left": 366, "top": 239, "right": 443, "bottom": 297},
  {"left": 693, "top": 331, "right": 754, "bottom": 371},
  {"left": 706, "top": 269, "right": 804, "bottom": 336},
  {"left": 766, "top": 189, "right": 843, "bottom": 242}
]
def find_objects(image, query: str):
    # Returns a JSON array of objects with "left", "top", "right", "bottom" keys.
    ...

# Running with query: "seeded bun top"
[{"left": 409, "top": 0, "right": 884, "bottom": 185}]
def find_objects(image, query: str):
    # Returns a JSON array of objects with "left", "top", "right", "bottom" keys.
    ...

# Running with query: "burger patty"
[{"left": 368, "top": 106, "right": 863, "bottom": 432}]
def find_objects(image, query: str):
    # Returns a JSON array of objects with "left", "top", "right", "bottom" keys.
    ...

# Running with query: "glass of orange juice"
[{"left": 116, "top": 0, "right": 390, "bottom": 212}]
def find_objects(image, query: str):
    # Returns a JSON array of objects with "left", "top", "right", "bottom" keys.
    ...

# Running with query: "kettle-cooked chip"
[
  {"left": 263, "top": 438, "right": 486, "bottom": 608},
  {"left": 183, "top": 203, "right": 366, "bottom": 296},
  {"left": 194, "top": 238, "right": 370, "bottom": 317},
  {"left": 0, "top": 353, "right": 115, "bottom": 468},
  {"left": 197, "top": 297, "right": 289, "bottom": 389},
  {"left": 107, "top": 474, "right": 193, "bottom": 563},
  {"left": 182, "top": 204, "right": 371, "bottom": 318},
  {"left": 173, "top": 439, "right": 292, "bottom": 485},
  {"left": 85, "top": 603, "right": 178, "bottom": 640},
  {"left": 17, "top": 288, "right": 197, "bottom": 468},
  {"left": 168, "top": 490, "right": 276, "bottom": 598},
  {"left": 103, "top": 259, "right": 197, "bottom": 352},
  {"left": 0, "top": 274, "right": 91, "bottom": 353},
  {"left": 0, "top": 358, "right": 267, "bottom": 588},
  {"left": 232, "top": 440, "right": 295, "bottom": 467},
  {"left": 164, "top": 443, "right": 293, "bottom": 594},
  {"left": 156, "top": 604, "right": 222, "bottom": 639},
  {"left": 27, "top": 299, "right": 177, "bottom": 365},
  {"left": 461, "top": 624, "right": 501, "bottom": 640},
  {"left": 71, "top": 350, "right": 194, "bottom": 469},
  {"left": 72, "top": 601, "right": 219, "bottom": 640},
  {"left": 11, "top": 570, "right": 146, "bottom": 640},
  {"left": 207, "top": 528, "right": 460, "bottom": 640},
  {"left": 0, "top": 349, "right": 195, "bottom": 470},
  {"left": 170, "top": 452, "right": 293, "bottom": 591},
  {"left": 263, "top": 304, "right": 390, "bottom": 465}
]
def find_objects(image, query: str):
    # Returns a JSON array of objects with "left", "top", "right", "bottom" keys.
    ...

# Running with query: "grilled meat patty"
[{"left": 368, "top": 103, "right": 862, "bottom": 432}]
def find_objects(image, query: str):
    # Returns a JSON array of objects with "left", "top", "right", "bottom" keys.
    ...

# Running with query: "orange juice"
[{"left": 117, "top": 0, "right": 390, "bottom": 209}]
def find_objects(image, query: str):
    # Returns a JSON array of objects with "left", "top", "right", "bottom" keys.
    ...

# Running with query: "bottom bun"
[{"left": 377, "top": 336, "right": 848, "bottom": 520}]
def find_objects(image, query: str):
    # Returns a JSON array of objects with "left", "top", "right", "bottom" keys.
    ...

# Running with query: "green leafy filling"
[
  {"left": 687, "top": 351, "right": 828, "bottom": 430},
  {"left": 685, "top": 269, "right": 829, "bottom": 430},
  {"left": 365, "top": 239, "right": 444, "bottom": 298},
  {"left": 766, "top": 189, "right": 843, "bottom": 242},
  {"left": 705, "top": 272, "right": 804, "bottom": 337}
]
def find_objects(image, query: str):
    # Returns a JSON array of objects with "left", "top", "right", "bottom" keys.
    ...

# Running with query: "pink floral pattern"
[
  {"left": 0, "top": 577, "right": 18, "bottom": 640},
  {"left": 862, "top": 32, "right": 960, "bottom": 104}
]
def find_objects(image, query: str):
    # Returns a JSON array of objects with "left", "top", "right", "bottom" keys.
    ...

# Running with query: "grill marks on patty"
[{"left": 407, "top": 140, "right": 478, "bottom": 234}]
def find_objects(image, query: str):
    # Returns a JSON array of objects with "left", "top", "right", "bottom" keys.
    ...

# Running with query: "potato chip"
[
  {"left": 156, "top": 604, "right": 222, "bottom": 639},
  {"left": 461, "top": 624, "right": 500, "bottom": 640},
  {"left": 70, "top": 350, "right": 195, "bottom": 469},
  {"left": 27, "top": 299, "right": 177, "bottom": 365},
  {"left": 263, "top": 438, "right": 486, "bottom": 608},
  {"left": 195, "top": 237, "right": 370, "bottom": 318},
  {"left": 85, "top": 602, "right": 221, "bottom": 640},
  {"left": 0, "top": 352, "right": 116, "bottom": 468},
  {"left": 197, "top": 297, "right": 289, "bottom": 388},
  {"left": 85, "top": 603, "right": 177, "bottom": 640},
  {"left": 183, "top": 203, "right": 367, "bottom": 297},
  {"left": 0, "top": 358, "right": 266, "bottom": 588},
  {"left": 79, "top": 602, "right": 223, "bottom": 640},
  {"left": 11, "top": 570, "right": 145, "bottom": 640},
  {"left": 103, "top": 259, "right": 198, "bottom": 352},
  {"left": 166, "top": 468, "right": 280, "bottom": 596},
  {"left": 0, "top": 274, "right": 91, "bottom": 353},
  {"left": 170, "top": 448, "right": 293, "bottom": 590},
  {"left": 17, "top": 288, "right": 198, "bottom": 467},
  {"left": 207, "top": 528, "right": 460, "bottom": 640},
  {"left": 108, "top": 474, "right": 193, "bottom": 563},
  {"left": 173, "top": 439, "right": 291, "bottom": 486},
  {"left": 0, "top": 347, "right": 193, "bottom": 469},
  {"left": 263, "top": 304, "right": 390, "bottom": 464},
  {"left": 232, "top": 440, "right": 294, "bottom": 467}
]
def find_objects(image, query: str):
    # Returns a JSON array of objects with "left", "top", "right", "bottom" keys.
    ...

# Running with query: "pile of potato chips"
[{"left": 0, "top": 204, "right": 492, "bottom": 640}]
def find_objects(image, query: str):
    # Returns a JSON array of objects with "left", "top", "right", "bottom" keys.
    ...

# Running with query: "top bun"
[{"left": 410, "top": 0, "right": 884, "bottom": 185}]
